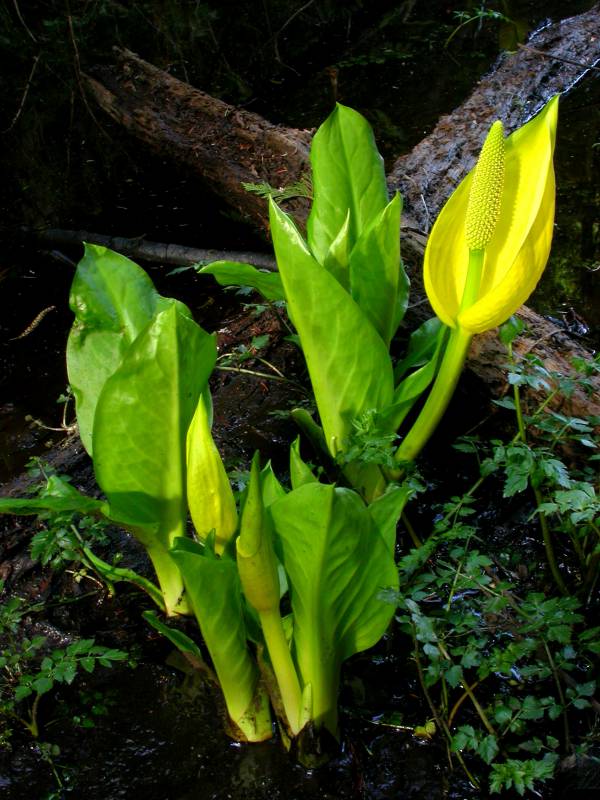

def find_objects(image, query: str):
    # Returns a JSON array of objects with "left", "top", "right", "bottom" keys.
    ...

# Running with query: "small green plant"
[
  {"left": 0, "top": 579, "right": 128, "bottom": 794},
  {"left": 0, "top": 581, "right": 128, "bottom": 742},
  {"left": 242, "top": 175, "right": 312, "bottom": 203},
  {"left": 393, "top": 496, "right": 599, "bottom": 794},
  {"left": 458, "top": 323, "right": 600, "bottom": 598},
  {"left": 389, "top": 341, "right": 599, "bottom": 794},
  {"left": 445, "top": 5, "right": 511, "bottom": 49}
]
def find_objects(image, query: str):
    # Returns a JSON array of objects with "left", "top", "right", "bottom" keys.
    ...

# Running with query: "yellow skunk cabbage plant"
[
  {"left": 198, "top": 99, "right": 557, "bottom": 499},
  {"left": 395, "top": 95, "right": 558, "bottom": 463}
]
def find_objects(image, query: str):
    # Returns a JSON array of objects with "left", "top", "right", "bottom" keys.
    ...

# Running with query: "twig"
[
  {"left": 65, "top": 8, "right": 108, "bottom": 136},
  {"left": 12, "top": 0, "right": 37, "bottom": 42},
  {"left": 9, "top": 306, "right": 56, "bottom": 341},
  {"left": 215, "top": 364, "right": 308, "bottom": 394},
  {"left": 509, "top": 342, "right": 569, "bottom": 596},
  {"left": 448, "top": 679, "right": 484, "bottom": 728},
  {"left": 401, "top": 511, "right": 423, "bottom": 548},
  {"left": 272, "top": 0, "right": 317, "bottom": 71},
  {"left": 518, "top": 43, "right": 600, "bottom": 73},
  {"left": 542, "top": 640, "right": 571, "bottom": 752},
  {"left": 413, "top": 639, "right": 480, "bottom": 789},
  {"left": 3, "top": 53, "right": 41, "bottom": 134}
]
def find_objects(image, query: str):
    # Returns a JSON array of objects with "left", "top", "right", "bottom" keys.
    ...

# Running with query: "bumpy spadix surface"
[
  {"left": 424, "top": 96, "right": 558, "bottom": 333},
  {"left": 464, "top": 121, "right": 505, "bottom": 251}
]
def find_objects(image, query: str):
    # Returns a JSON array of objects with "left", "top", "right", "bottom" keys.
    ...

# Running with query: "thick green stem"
[
  {"left": 394, "top": 325, "right": 472, "bottom": 464},
  {"left": 460, "top": 249, "right": 485, "bottom": 311},
  {"left": 393, "top": 250, "right": 485, "bottom": 465},
  {"left": 259, "top": 608, "right": 302, "bottom": 735}
]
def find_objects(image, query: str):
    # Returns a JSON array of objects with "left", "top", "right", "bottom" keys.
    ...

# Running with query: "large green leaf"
[
  {"left": 270, "top": 199, "right": 394, "bottom": 457},
  {"left": 92, "top": 304, "right": 216, "bottom": 612},
  {"left": 187, "top": 393, "right": 238, "bottom": 553},
  {"left": 289, "top": 437, "right": 317, "bottom": 489},
  {"left": 197, "top": 261, "right": 285, "bottom": 302},
  {"left": 67, "top": 244, "right": 185, "bottom": 454},
  {"left": 322, "top": 211, "right": 351, "bottom": 290},
  {"left": 270, "top": 482, "right": 398, "bottom": 734},
  {"left": 169, "top": 538, "right": 267, "bottom": 734},
  {"left": 307, "top": 104, "right": 389, "bottom": 264},
  {"left": 348, "top": 193, "right": 406, "bottom": 346}
]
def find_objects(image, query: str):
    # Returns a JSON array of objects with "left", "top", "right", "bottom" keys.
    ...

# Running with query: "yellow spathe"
[
  {"left": 186, "top": 393, "right": 238, "bottom": 552},
  {"left": 424, "top": 96, "right": 558, "bottom": 333}
]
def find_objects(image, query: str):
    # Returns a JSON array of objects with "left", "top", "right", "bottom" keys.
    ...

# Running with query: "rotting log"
[
  {"left": 81, "top": 5, "right": 600, "bottom": 421},
  {"left": 84, "top": 59, "right": 312, "bottom": 239}
]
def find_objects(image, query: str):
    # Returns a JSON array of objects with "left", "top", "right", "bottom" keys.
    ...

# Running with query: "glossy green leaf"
[
  {"left": 260, "top": 461, "right": 286, "bottom": 507},
  {"left": 169, "top": 538, "right": 271, "bottom": 738},
  {"left": 92, "top": 304, "right": 216, "bottom": 613},
  {"left": 322, "top": 211, "right": 351, "bottom": 290},
  {"left": 380, "top": 327, "right": 446, "bottom": 432},
  {"left": 67, "top": 244, "right": 184, "bottom": 454},
  {"left": 270, "top": 199, "right": 394, "bottom": 457},
  {"left": 394, "top": 317, "right": 444, "bottom": 382},
  {"left": 290, "top": 408, "right": 328, "bottom": 459},
  {"left": 307, "top": 103, "right": 389, "bottom": 264},
  {"left": 93, "top": 304, "right": 215, "bottom": 527},
  {"left": 197, "top": 261, "right": 285, "bottom": 302},
  {"left": 270, "top": 483, "right": 398, "bottom": 734},
  {"left": 348, "top": 193, "right": 405, "bottom": 345},
  {"left": 237, "top": 453, "right": 280, "bottom": 614},
  {"left": 187, "top": 392, "right": 238, "bottom": 553}
]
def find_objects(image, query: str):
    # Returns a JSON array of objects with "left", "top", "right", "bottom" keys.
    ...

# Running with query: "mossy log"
[{"left": 82, "top": 5, "right": 600, "bottom": 421}]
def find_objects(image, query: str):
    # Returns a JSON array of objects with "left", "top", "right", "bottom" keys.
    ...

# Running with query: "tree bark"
[{"left": 82, "top": 4, "right": 600, "bottom": 420}]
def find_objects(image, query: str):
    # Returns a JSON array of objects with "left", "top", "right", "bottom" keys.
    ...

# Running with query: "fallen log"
[
  {"left": 82, "top": 7, "right": 600, "bottom": 421},
  {"left": 84, "top": 59, "right": 312, "bottom": 238}
]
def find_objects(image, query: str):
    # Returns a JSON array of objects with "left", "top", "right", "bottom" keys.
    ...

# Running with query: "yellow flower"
[{"left": 424, "top": 96, "right": 558, "bottom": 333}]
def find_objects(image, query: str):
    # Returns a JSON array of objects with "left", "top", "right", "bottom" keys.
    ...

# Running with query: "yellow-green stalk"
[{"left": 237, "top": 453, "right": 303, "bottom": 735}]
